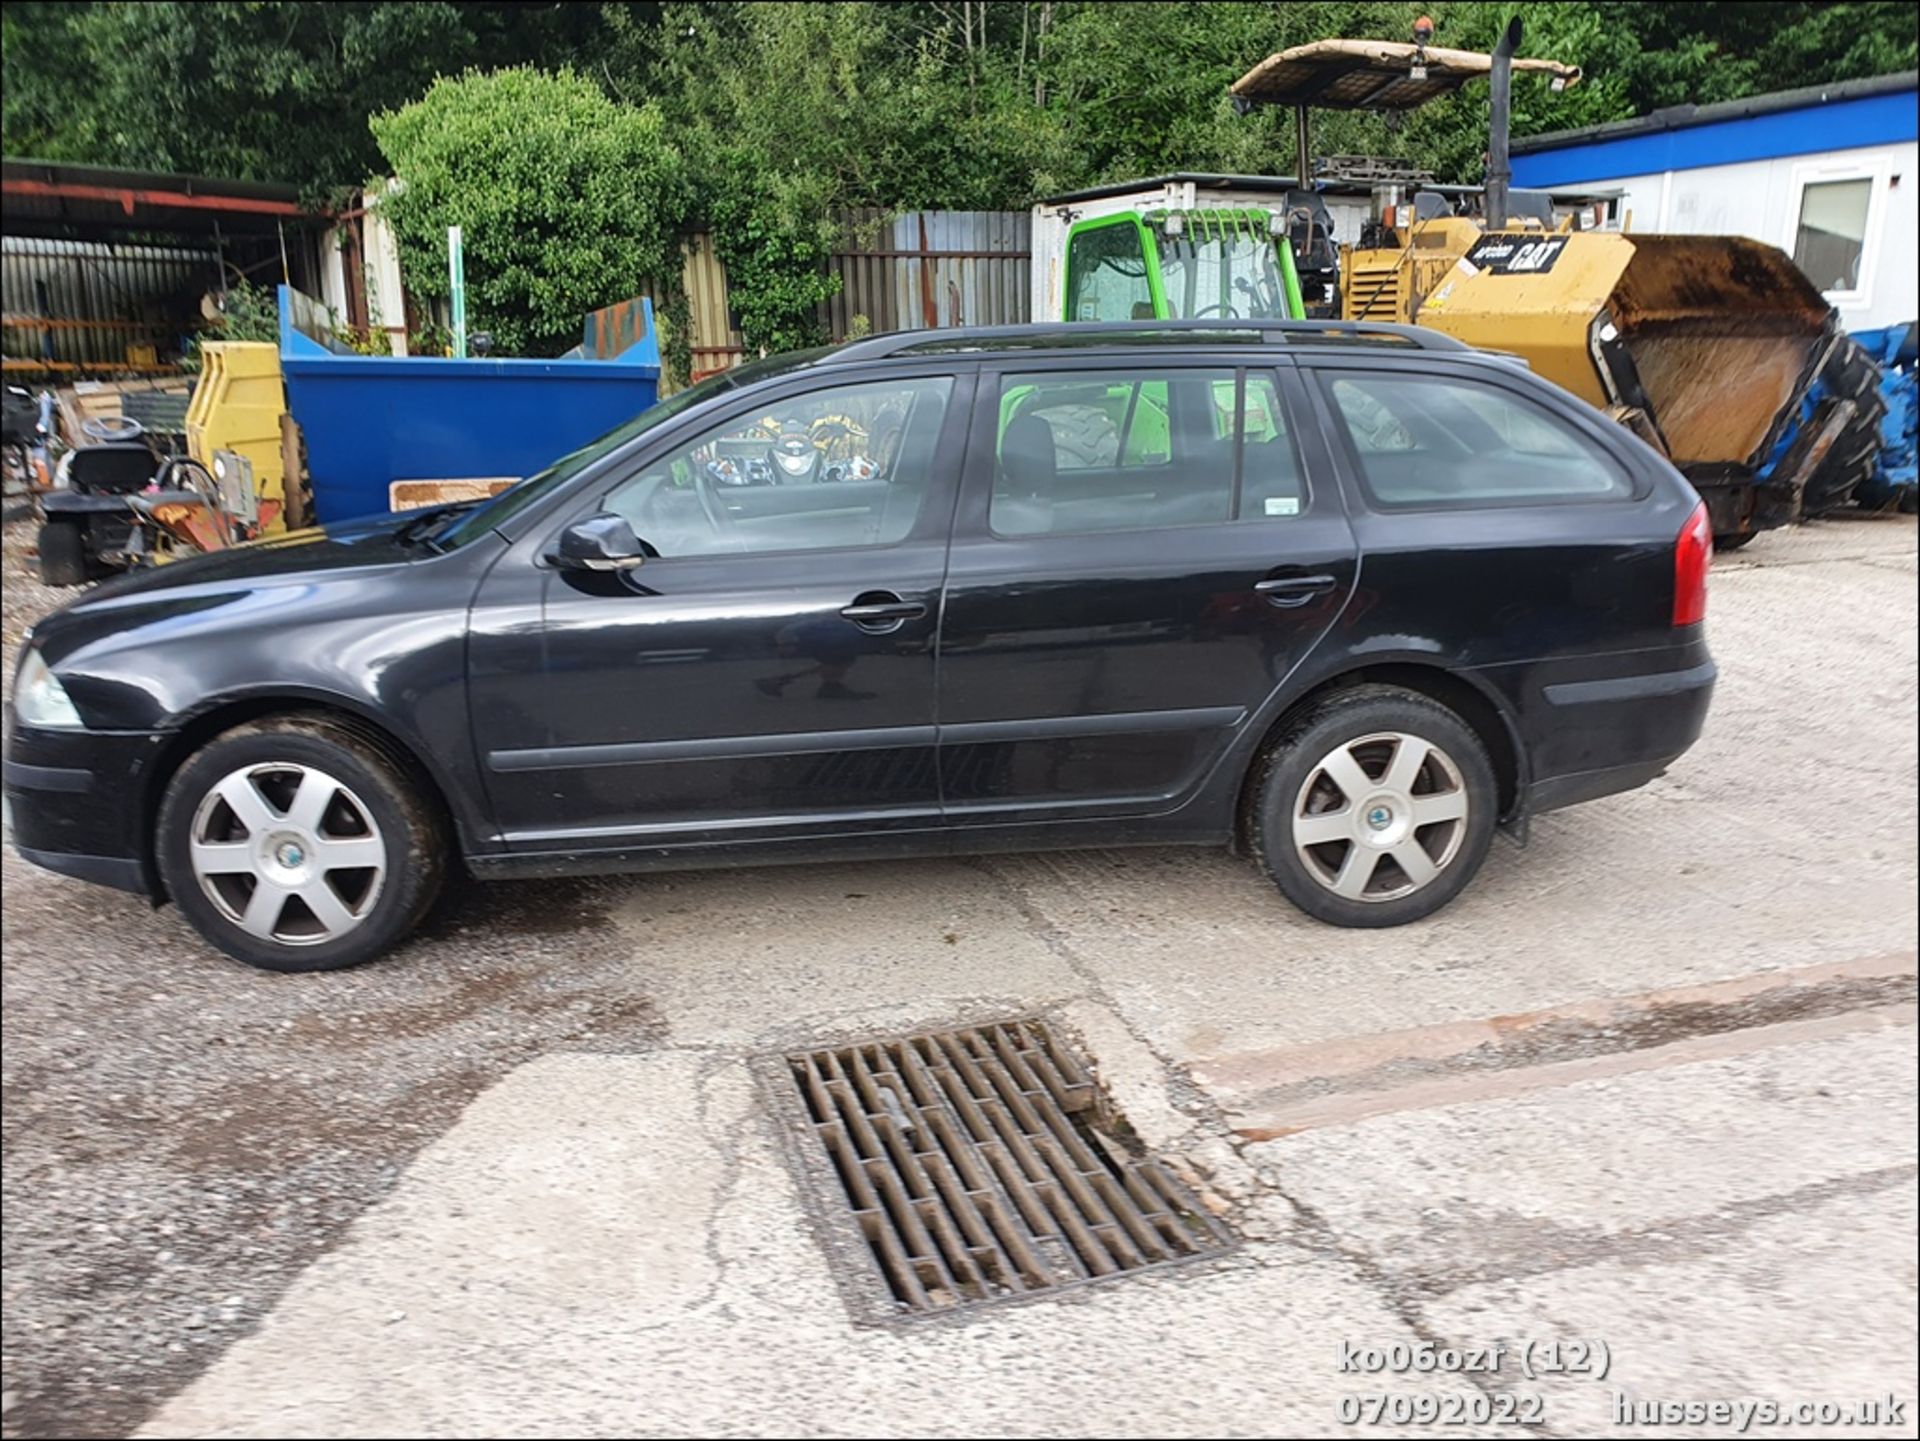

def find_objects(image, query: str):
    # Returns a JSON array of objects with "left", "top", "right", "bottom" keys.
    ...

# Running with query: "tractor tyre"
[{"left": 1803, "top": 336, "right": 1888, "bottom": 517}]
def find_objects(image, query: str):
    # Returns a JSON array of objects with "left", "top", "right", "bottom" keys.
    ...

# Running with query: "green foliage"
[
  {"left": 369, "top": 67, "right": 691, "bottom": 356},
  {"left": 657, "top": 289, "right": 695, "bottom": 393},
  {"left": 706, "top": 198, "right": 840, "bottom": 355},
  {"left": 7, "top": 1, "right": 1915, "bottom": 357},
  {"left": 212, "top": 281, "right": 283, "bottom": 344},
  {"left": 647, "top": 1, "right": 1915, "bottom": 206},
  {"left": 3, "top": 2, "right": 487, "bottom": 195},
  {"left": 180, "top": 280, "right": 284, "bottom": 372}
]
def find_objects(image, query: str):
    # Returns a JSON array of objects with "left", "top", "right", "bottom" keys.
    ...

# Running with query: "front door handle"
[
  {"left": 1254, "top": 573, "right": 1338, "bottom": 608},
  {"left": 840, "top": 592, "right": 927, "bottom": 631}
]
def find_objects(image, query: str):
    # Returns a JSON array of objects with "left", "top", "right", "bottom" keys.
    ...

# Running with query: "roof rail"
[{"left": 822, "top": 319, "right": 1469, "bottom": 363}]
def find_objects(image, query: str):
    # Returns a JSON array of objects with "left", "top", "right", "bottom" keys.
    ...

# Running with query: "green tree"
[
  {"left": 4, "top": 2, "right": 488, "bottom": 194},
  {"left": 1, "top": 3, "right": 103, "bottom": 165},
  {"left": 0, "top": 2, "right": 682, "bottom": 195},
  {"left": 369, "top": 67, "right": 691, "bottom": 356}
]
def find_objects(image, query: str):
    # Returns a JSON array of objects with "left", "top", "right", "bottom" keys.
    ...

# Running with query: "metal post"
[
  {"left": 1487, "top": 17, "right": 1521, "bottom": 230},
  {"left": 1294, "top": 104, "right": 1312, "bottom": 190},
  {"left": 448, "top": 225, "right": 467, "bottom": 358},
  {"left": 35, "top": 278, "right": 53, "bottom": 364}
]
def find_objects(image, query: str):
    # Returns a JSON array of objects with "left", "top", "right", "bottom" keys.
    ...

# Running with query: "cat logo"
[{"left": 1465, "top": 236, "right": 1569, "bottom": 275}]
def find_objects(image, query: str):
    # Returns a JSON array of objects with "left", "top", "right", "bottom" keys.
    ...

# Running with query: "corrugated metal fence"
[
  {"left": 2, "top": 236, "right": 222, "bottom": 370},
  {"left": 825, "top": 208, "right": 1032, "bottom": 336},
  {"left": 680, "top": 209, "right": 1031, "bottom": 379},
  {"left": 4, "top": 210, "right": 1032, "bottom": 379}
]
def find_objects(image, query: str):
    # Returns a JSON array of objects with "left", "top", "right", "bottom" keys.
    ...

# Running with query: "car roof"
[
  {"left": 687, "top": 321, "right": 1486, "bottom": 403},
  {"left": 818, "top": 320, "right": 1471, "bottom": 366}
]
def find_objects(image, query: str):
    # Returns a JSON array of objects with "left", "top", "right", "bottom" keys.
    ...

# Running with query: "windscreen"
[{"left": 1155, "top": 214, "right": 1291, "bottom": 321}]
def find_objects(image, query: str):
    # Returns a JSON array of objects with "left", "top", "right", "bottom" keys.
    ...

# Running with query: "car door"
[
  {"left": 936, "top": 355, "right": 1358, "bottom": 825},
  {"left": 466, "top": 366, "right": 973, "bottom": 856}
]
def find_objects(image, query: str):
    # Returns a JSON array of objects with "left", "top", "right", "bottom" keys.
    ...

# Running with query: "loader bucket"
[
  {"left": 1414, "top": 231, "right": 1834, "bottom": 472},
  {"left": 1601, "top": 236, "right": 1832, "bottom": 469}
]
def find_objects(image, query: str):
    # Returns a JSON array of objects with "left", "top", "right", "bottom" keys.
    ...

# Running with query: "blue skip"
[{"left": 277, "top": 286, "right": 662, "bottom": 525}]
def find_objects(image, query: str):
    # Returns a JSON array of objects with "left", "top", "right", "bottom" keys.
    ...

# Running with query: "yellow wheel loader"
[{"left": 1228, "top": 22, "right": 1874, "bottom": 545}]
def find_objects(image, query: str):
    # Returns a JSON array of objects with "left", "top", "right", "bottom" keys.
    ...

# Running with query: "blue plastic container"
[{"left": 277, "top": 287, "right": 662, "bottom": 524}]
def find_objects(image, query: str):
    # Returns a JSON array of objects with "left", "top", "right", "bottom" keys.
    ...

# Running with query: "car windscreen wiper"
[{"left": 393, "top": 500, "right": 483, "bottom": 553}]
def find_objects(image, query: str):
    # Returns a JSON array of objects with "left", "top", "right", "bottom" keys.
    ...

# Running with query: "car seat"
[{"left": 995, "top": 412, "right": 1059, "bottom": 534}]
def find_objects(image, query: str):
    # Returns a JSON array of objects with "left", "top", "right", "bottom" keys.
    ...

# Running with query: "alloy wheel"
[
  {"left": 1291, "top": 731, "right": 1470, "bottom": 902},
  {"left": 188, "top": 762, "right": 387, "bottom": 945}
]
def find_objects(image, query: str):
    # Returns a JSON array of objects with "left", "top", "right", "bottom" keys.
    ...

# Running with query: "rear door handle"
[
  {"left": 840, "top": 593, "right": 927, "bottom": 630},
  {"left": 1254, "top": 574, "right": 1338, "bottom": 608}
]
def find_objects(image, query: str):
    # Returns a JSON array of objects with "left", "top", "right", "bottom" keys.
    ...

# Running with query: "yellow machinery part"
[
  {"left": 1341, "top": 222, "right": 1831, "bottom": 470},
  {"left": 185, "top": 341, "right": 291, "bottom": 535},
  {"left": 1416, "top": 230, "right": 1633, "bottom": 410},
  {"left": 1340, "top": 216, "right": 1484, "bottom": 324}
]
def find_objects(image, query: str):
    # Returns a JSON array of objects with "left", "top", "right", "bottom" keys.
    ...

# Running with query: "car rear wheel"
[
  {"left": 156, "top": 717, "right": 444, "bottom": 972},
  {"left": 1251, "top": 686, "right": 1497, "bottom": 928}
]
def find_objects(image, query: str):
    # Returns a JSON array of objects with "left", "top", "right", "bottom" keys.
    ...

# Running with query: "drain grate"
[{"left": 786, "top": 1019, "right": 1231, "bottom": 1316}]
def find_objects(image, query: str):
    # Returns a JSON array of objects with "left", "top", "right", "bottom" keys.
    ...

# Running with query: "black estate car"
[{"left": 5, "top": 322, "right": 1716, "bottom": 971}]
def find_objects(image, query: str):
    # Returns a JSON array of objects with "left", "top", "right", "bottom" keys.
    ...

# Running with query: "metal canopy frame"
[
  {"left": 1230, "top": 39, "right": 1581, "bottom": 113},
  {"left": 1229, "top": 34, "right": 1582, "bottom": 228}
]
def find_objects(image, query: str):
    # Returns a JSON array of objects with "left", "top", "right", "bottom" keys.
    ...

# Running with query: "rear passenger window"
[
  {"left": 1323, "top": 372, "right": 1631, "bottom": 508},
  {"left": 992, "top": 369, "right": 1304, "bottom": 536}
]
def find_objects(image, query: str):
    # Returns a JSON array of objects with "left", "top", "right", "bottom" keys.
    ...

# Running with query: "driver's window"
[{"left": 600, "top": 376, "right": 952, "bottom": 558}]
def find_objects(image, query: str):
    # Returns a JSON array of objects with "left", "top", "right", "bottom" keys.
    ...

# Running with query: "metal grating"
[{"left": 787, "top": 1020, "right": 1231, "bottom": 1316}]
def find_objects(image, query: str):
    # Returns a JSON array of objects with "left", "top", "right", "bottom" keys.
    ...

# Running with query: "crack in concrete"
[
  {"left": 969, "top": 855, "right": 1225, "bottom": 1124},
  {"left": 1260, "top": 1182, "right": 1562, "bottom": 1440},
  {"left": 630, "top": 1049, "right": 758, "bottom": 1332},
  {"left": 1399, "top": 1160, "right": 1920, "bottom": 1298}
]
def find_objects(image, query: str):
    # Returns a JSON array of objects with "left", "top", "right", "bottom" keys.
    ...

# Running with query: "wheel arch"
[
  {"left": 139, "top": 691, "right": 464, "bottom": 901},
  {"left": 1233, "top": 660, "right": 1525, "bottom": 852}
]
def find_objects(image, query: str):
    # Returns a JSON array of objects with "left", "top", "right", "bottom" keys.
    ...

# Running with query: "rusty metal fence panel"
[
  {"left": 828, "top": 208, "right": 1031, "bottom": 337},
  {"left": 2, "top": 236, "right": 222, "bottom": 370}
]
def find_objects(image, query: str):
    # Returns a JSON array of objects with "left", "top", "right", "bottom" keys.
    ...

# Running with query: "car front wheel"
[
  {"left": 1252, "top": 685, "right": 1498, "bottom": 928},
  {"left": 156, "top": 716, "right": 444, "bottom": 972}
]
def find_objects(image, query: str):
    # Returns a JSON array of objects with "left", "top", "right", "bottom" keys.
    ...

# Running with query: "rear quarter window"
[{"left": 1320, "top": 370, "right": 1632, "bottom": 510}]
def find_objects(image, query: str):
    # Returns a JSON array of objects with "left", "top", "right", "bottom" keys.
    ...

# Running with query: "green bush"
[
  {"left": 706, "top": 175, "right": 841, "bottom": 356},
  {"left": 370, "top": 67, "right": 691, "bottom": 356}
]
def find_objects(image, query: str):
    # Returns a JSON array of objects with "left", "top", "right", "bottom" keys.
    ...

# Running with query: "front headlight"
[{"left": 14, "top": 649, "right": 85, "bottom": 729}]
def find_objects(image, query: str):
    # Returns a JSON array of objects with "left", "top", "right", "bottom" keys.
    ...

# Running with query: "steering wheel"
[
  {"left": 692, "top": 461, "right": 737, "bottom": 536},
  {"left": 1190, "top": 303, "right": 1242, "bottom": 320},
  {"left": 81, "top": 414, "right": 146, "bottom": 443}
]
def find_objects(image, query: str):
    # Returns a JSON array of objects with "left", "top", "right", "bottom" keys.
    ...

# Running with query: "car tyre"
[
  {"left": 155, "top": 716, "right": 445, "bottom": 972},
  {"left": 1250, "top": 685, "right": 1498, "bottom": 928}
]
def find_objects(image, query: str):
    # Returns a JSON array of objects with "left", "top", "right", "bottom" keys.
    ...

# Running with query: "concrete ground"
[{"left": 3, "top": 514, "right": 1916, "bottom": 1439}]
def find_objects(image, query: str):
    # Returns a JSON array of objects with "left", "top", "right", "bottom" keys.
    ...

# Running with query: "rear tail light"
[{"left": 1673, "top": 500, "right": 1712, "bottom": 626}]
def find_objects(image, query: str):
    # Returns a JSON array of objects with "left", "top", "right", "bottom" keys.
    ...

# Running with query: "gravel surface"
[
  {"left": 2, "top": 508, "right": 1914, "bottom": 1438},
  {"left": 1, "top": 516, "right": 662, "bottom": 1439}
]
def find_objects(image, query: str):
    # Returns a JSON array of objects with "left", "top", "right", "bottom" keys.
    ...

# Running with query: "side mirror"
[{"left": 546, "top": 512, "right": 649, "bottom": 572}]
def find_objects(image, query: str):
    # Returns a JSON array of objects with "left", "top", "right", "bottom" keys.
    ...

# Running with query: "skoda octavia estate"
[{"left": 6, "top": 322, "right": 1716, "bottom": 971}]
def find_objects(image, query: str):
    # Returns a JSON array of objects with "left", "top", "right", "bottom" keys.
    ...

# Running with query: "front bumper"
[{"left": 4, "top": 721, "right": 163, "bottom": 896}]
